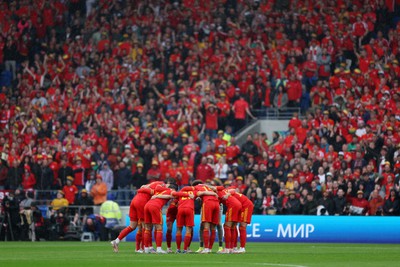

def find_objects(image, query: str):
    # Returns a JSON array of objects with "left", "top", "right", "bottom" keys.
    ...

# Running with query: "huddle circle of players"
[{"left": 111, "top": 177, "right": 254, "bottom": 254}]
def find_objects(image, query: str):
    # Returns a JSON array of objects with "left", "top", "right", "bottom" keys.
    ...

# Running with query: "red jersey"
[
  {"left": 63, "top": 184, "right": 78, "bottom": 204},
  {"left": 134, "top": 181, "right": 165, "bottom": 203},
  {"left": 145, "top": 187, "right": 173, "bottom": 209},
  {"left": 72, "top": 164, "right": 85, "bottom": 186},
  {"left": 230, "top": 191, "right": 254, "bottom": 208},
  {"left": 182, "top": 185, "right": 219, "bottom": 203},
  {"left": 147, "top": 167, "right": 162, "bottom": 182},
  {"left": 216, "top": 186, "right": 242, "bottom": 207},
  {"left": 173, "top": 188, "right": 198, "bottom": 209},
  {"left": 177, "top": 165, "right": 193, "bottom": 186},
  {"left": 22, "top": 173, "right": 36, "bottom": 190},
  {"left": 233, "top": 99, "right": 249, "bottom": 119},
  {"left": 196, "top": 163, "right": 214, "bottom": 182},
  {"left": 226, "top": 145, "right": 240, "bottom": 162},
  {"left": 205, "top": 109, "right": 218, "bottom": 130}
]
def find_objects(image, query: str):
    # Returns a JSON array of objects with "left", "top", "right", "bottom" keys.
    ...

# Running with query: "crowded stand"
[{"left": 1, "top": 0, "right": 400, "bottom": 241}]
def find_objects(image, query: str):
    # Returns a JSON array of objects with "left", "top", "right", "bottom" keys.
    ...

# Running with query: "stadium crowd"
[{"left": 0, "top": 0, "right": 400, "bottom": 242}]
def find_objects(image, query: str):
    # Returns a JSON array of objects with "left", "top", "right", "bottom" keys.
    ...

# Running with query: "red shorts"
[
  {"left": 201, "top": 200, "right": 220, "bottom": 225},
  {"left": 240, "top": 204, "right": 254, "bottom": 224},
  {"left": 176, "top": 207, "right": 194, "bottom": 227},
  {"left": 144, "top": 203, "right": 163, "bottom": 225},
  {"left": 129, "top": 198, "right": 146, "bottom": 222},
  {"left": 166, "top": 205, "right": 178, "bottom": 223},
  {"left": 225, "top": 203, "right": 242, "bottom": 223}
]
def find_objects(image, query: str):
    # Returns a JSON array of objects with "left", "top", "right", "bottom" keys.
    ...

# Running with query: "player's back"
[
  {"left": 194, "top": 185, "right": 219, "bottom": 202},
  {"left": 133, "top": 182, "right": 166, "bottom": 204},
  {"left": 217, "top": 189, "right": 242, "bottom": 207},
  {"left": 146, "top": 188, "right": 173, "bottom": 209},
  {"left": 232, "top": 192, "right": 254, "bottom": 207},
  {"left": 177, "top": 190, "right": 196, "bottom": 209}
]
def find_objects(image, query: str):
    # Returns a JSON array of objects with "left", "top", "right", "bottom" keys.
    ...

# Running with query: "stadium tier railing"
[
  {"left": 252, "top": 107, "right": 301, "bottom": 120},
  {"left": 32, "top": 189, "right": 136, "bottom": 206}
]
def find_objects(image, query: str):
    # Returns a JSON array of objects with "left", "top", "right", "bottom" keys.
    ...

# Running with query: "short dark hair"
[
  {"left": 191, "top": 180, "right": 203, "bottom": 186},
  {"left": 165, "top": 177, "right": 176, "bottom": 184},
  {"left": 168, "top": 183, "right": 178, "bottom": 191}
]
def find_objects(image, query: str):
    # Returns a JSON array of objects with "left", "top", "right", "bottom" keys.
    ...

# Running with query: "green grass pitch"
[{"left": 1, "top": 242, "right": 400, "bottom": 267}]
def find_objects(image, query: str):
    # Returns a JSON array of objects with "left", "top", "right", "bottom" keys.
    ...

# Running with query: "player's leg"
[
  {"left": 195, "top": 222, "right": 204, "bottom": 252},
  {"left": 135, "top": 223, "right": 143, "bottom": 253},
  {"left": 111, "top": 220, "right": 137, "bottom": 253},
  {"left": 238, "top": 222, "right": 247, "bottom": 253},
  {"left": 183, "top": 208, "right": 194, "bottom": 253},
  {"left": 219, "top": 221, "right": 232, "bottom": 254},
  {"left": 217, "top": 203, "right": 224, "bottom": 252},
  {"left": 232, "top": 224, "right": 238, "bottom": 250},
  {"left": 196, "top": 202, "right": 205, "bottom": 252},
  {"left": 201, "top": 222, "right": 211, "bottom": 253},
  {"left": 238, "top": 205, "right": 253, "bottom": 253},
  {"left": 143, "top": 223, "right": 153, "bottom": 253},
  {"left": 176, "top": 226, "right": 183, "bottom": 252},
  {"left": 111, "top": 201, "right": 139, "bottom": 252},
  {"left": 143, "top": 205, "right": 154, "bottom": 253},
  {"left": 207, "top": 201, "right": 220, "bottom": 252},
  {"left": 135, "top": 203, "right": 146, "bottom": 252},
  {"left": 154, "top": 223, "right": 166, "bottom": 253},
  {"left": 166, "top": 221, "right": 173, "bottom": 253},
  {"left": 209, "top": 223, "right": 216, "bottom": 251},
  {"left": 231, "top": 222, "right": 238, "bottom": 253},
  {"left": 176, "top": 208, "right": 185, "bottom": 253},
  {"left": 141, "top": 222, "right": 146, "bottom": 250},
  {"left": 184, "top": 226, "right": 192, "bottom": 252},
  {"left": 152, "top": 208, "right": 166, "bottom": 254}
]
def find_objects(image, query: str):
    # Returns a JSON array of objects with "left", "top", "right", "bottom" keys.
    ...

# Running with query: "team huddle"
[{"left": 110, "top": 178, "right": 254, "bottom": 254}]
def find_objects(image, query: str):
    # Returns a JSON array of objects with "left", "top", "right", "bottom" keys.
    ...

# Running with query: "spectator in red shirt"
[
  {"left": 204, "top": 104, "right": 218, "bottom": 138},
  {"left": 347, "top": 190, "right": 370, "bottom": 215},
  {"left": 21, "top": 164, "right": 36, "bottom": 190},
  {"left": 196, "top": 156, "right": 214, "bottom": 183},
  {"left": 147, "top": 160, "right": 161, "bottom": 183},
  {"left": 232, "top": 95, "right": 255, "bottom": 132},
  {"left": 62, "top": 176, "right": 78, "bottom": 204}
]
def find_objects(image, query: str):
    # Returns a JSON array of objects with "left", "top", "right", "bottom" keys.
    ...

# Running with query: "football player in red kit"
[
  {"left": 227, "top": 188, "right": 254, "bottom": 253},
  {"left": 215, "top": 186, "right": 242, "bottom": 254},
  {"left": 173, "top": 185, "right": 218, "bottom": 253},
  {"left": 143, "top": 183, "right": 178, "bottom": 254},
  {"left": 181, "top": 181, "right": 220, "bottom": 254},
  {"left": 110, "top": 181, "right": 167, "bottom": 253}
]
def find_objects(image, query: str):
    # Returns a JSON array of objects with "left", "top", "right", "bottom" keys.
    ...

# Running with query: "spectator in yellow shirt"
[{"left": 51, "top": 190, "right": 69, "bottom": 211}]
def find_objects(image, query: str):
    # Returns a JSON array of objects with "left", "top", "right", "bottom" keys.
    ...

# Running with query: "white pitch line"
[
  {"left": 0, "top": 257, "right": 309, "bottom": 267},
  {"left": 115, "top": 259, "right": 308, "bottom": 267}
]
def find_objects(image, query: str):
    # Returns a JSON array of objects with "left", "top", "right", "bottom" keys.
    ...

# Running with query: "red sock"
[
  {"left": 156, "top": 230, "right": 163, "bottom": 248},
  {"left": 203, "top": 229, "right": 210, "bottom": 249},
  {"left": 144, "top": 229, "right": 151, "bottom": 247},
  {"left": 118, "top": 226, "right": 133, "bottom": 240},
  {"left": 224, "top": 226, "right": 231, "bottom": 249},
  {"left": 209, "top": 229, "right": 216, "bottom": 249},
  {"left": 239, "top": 226, "right": 247, "bottom": 248},
  {"left": 190, "top": 230, "right": 193, "bottom": 246},
  {"left": 136, "top": 231, "right": 142, "bottom": 251},
  {"left": 166, "top": 231, "right": 172, "bottom": 248},
  {"left": 184, "top": 234, "right": 191, "bottom": 250},
  {"left": 176, "top": 233, "right": 182, "bottom": 250},
  {"left": 233, "top": 227, "right": 238, "bottom": 248}
]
